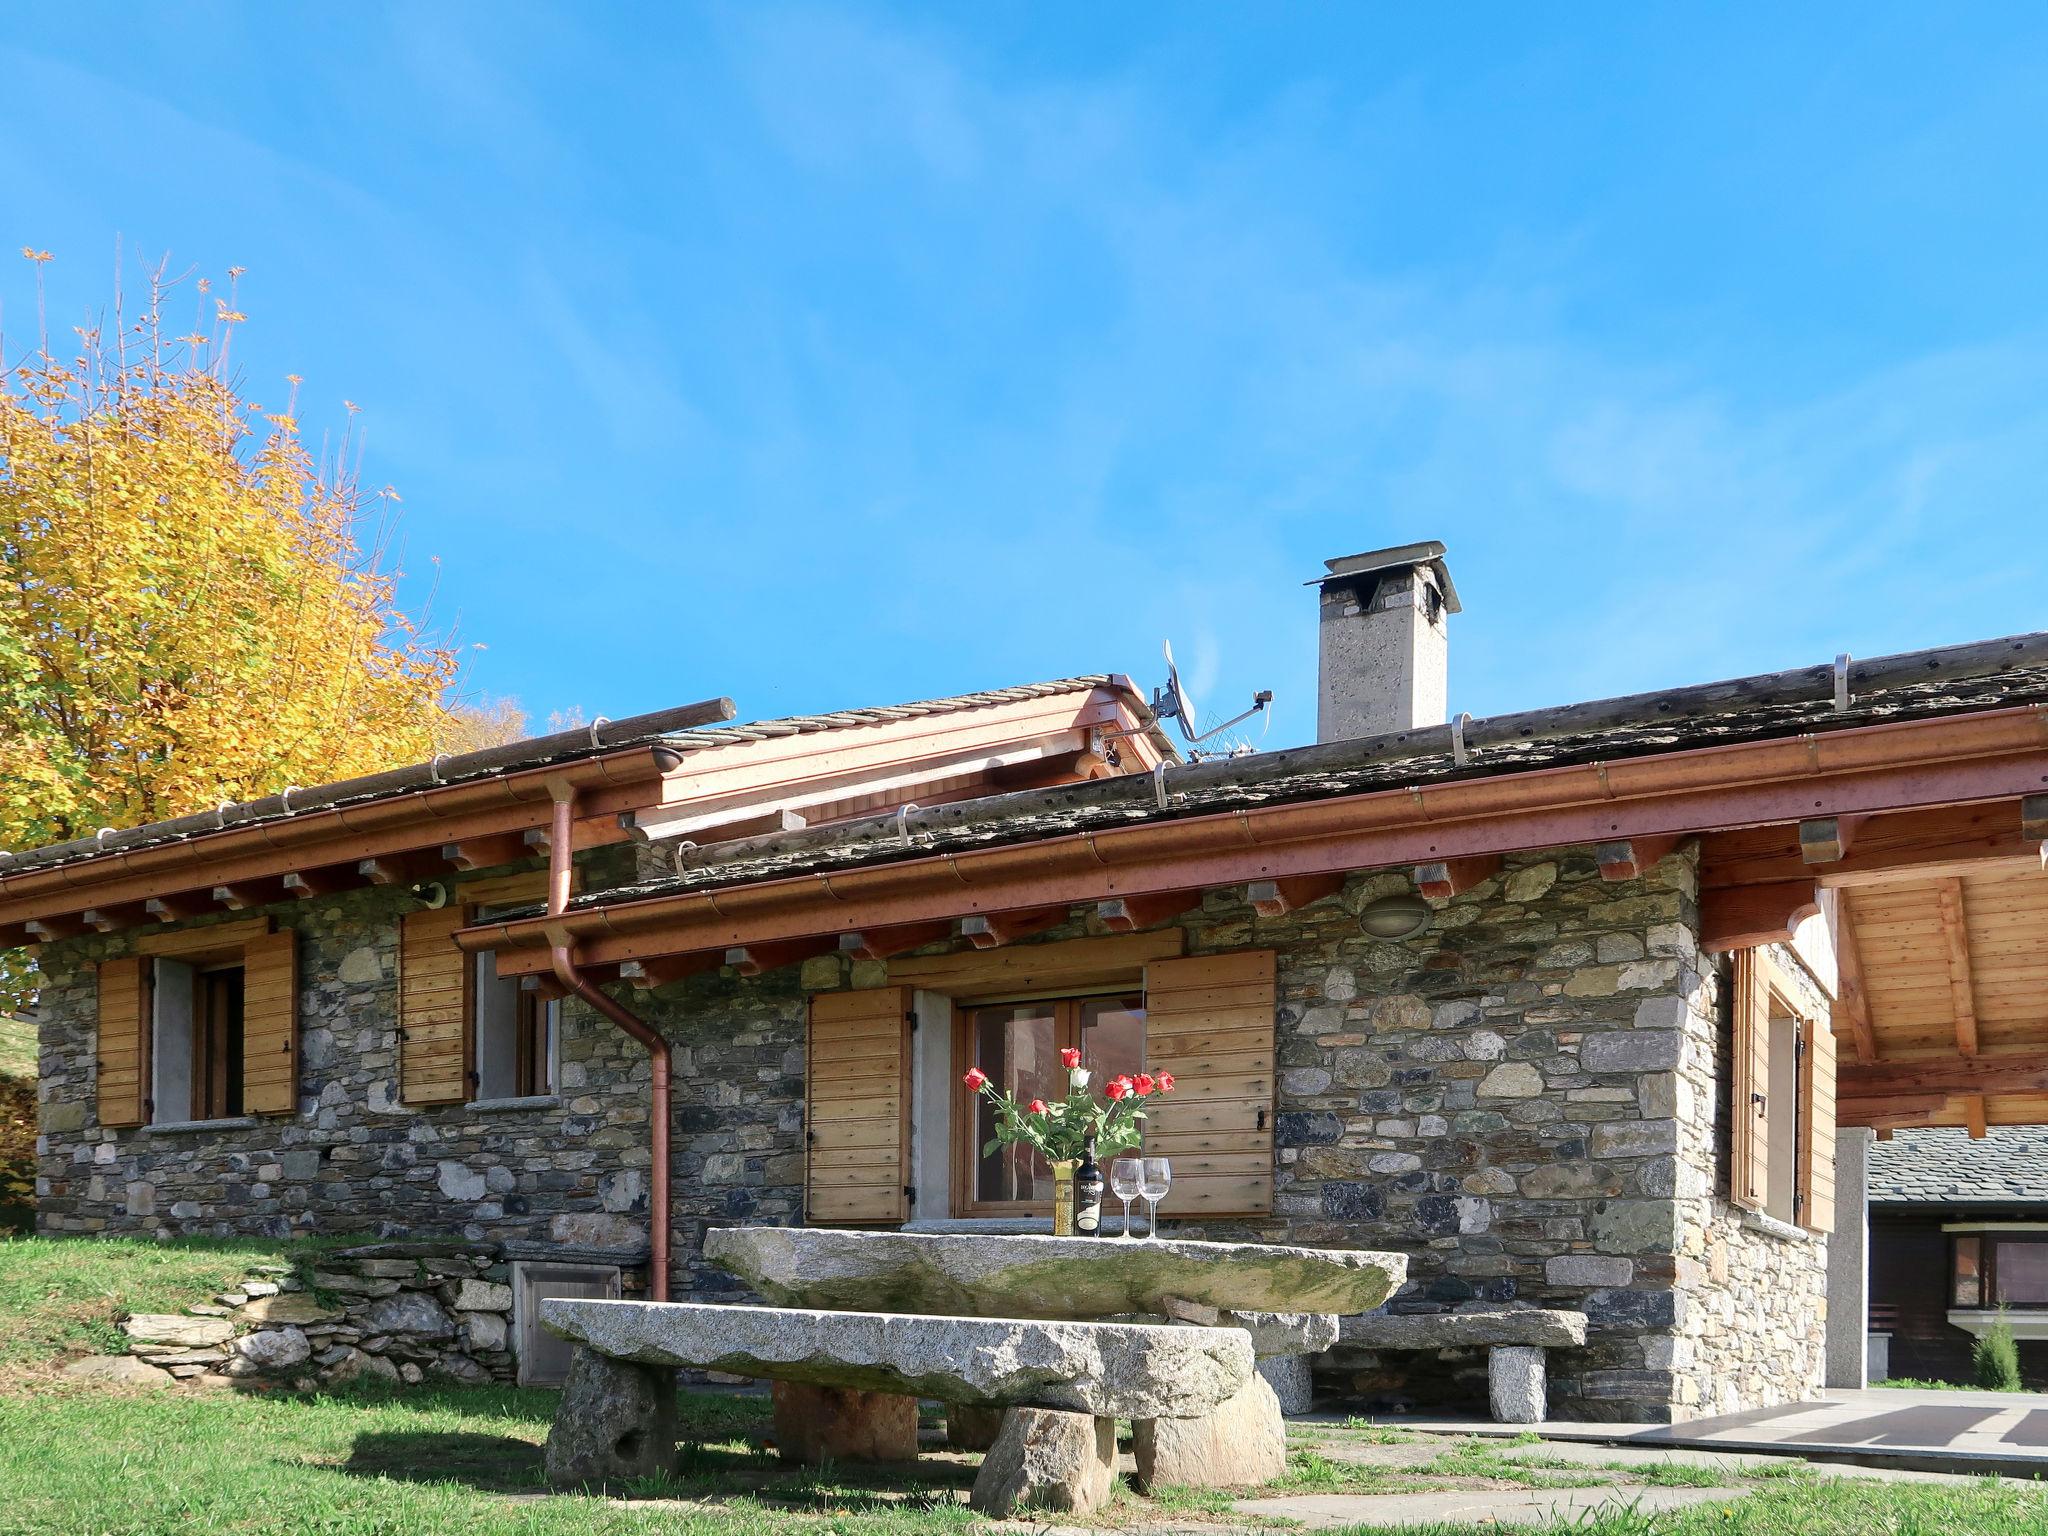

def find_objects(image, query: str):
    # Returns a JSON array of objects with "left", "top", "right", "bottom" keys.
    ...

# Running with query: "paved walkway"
[
  {"left": 1357, "top": 1387, "right": 2048, "bottom": 1478},
  {"left": 1237, "top": 1484, "right": 1737, "bottom": 1530}
]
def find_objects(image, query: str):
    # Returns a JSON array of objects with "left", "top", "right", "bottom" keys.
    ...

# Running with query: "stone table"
[{"left": 703, "top": 1225, "right": 1407, "bottom": 1493}]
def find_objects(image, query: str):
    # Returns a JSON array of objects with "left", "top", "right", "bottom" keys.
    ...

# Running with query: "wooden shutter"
[
  {"left": 1141, "top": 950, "right": 1276, "bottom": 1217},
  {"left": 1731, "top": 949, "right": 1773, "bottom": 1212},
  {"left": 806, "top": 987, "right": 912, "bottom": 1225},
  {"left": 400, "top": 906, "right": 472, "bottom": 1105},
  {"left": 96, "top": 956, "right": 151, "bottom": 1128},
  {"left": 241, "top": 928, "right": 300, "bottom": 1116},
  {"left": 1800, "top": 1010, "right": 1839, "bottom": 1233}
]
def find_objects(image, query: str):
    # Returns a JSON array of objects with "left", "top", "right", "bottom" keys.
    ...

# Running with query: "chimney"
[{"left": 1311, "top": 541, "right": 1459, "bottom": 743}]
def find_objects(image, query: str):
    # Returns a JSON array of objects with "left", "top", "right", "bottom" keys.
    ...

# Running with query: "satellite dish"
[
  {"left": 1152, "top": 639, "right": 1273, "bottom": 761},
  {"left": 1155, "top": 640, "right": 1199, "bottom": 742}
]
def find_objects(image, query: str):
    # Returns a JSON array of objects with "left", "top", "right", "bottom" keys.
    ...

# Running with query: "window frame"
[
  {"left": 949, "top": 989, "right": 1145, "bottom": 1219},
  {"left": 148, "top": 940, "right": 251, "bottom": 1126},
  {"left": 1953, "top": 1231, "right": 2048, "bottom": 1311}
]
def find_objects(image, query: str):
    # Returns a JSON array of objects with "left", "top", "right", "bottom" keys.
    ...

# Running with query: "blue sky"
[{"left": 6, "top": 5, "right": 2046, "bottom": 746}]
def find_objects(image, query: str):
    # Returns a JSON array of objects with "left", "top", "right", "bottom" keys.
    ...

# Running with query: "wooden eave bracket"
[
  {"left": 1798, "top": 815, "right": 1868, "bottom": 865},
  {"left": 1594, "top": 836, "right": 1683, "bottom": 882},
  {"left": 1701, "top": 879, "right": 1819, "bottom": 952},
  {"left": 24, "top": 914, "right": 85, "bottom": 942},
  {"left": 724, "top": 938, "right": 835, "bottom": 977},
  {"left": 442, "top": 834, "right": 528, "bottom": 873},
  {"left": 1096, "top": 892, "right": 1201, "bottom": 933},
  {"left": 1413, "top": 855, "right": 1502, "bottom": 900},
  {"left": 282, "top": 868, "right": 355, "bottom": 901},
  {"left": 1246, "top": 874, "right": 1347, "bottom": 918},
  {"left": 838, "top": 922, "right": 953, "bottom": 962},
  {"left": 357, "top": 857, "right": 410, "bottom": 887},
  {"left": 960, "top": 907, "right": 1069, "bottom": 950},
  {"left": 617, "top": 954, "right": 719, "bottom": 990},
  {"left": 144, "top": 892, "right": 214, "bottom": 924}
]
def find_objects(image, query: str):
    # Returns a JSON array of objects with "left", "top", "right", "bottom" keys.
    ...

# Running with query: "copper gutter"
[
  {"left": 460, "top": 703, "right": 2048, "bottom": 968},
  {"left": 544, "top": 786, "right": 672, "bottom": 1300}
]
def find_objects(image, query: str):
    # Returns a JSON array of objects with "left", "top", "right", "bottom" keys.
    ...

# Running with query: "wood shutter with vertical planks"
[
  {"left": 1731, "top": 949, "right": 1773, "bottom": 1212},
  {"left": 806, "top": 987, "right": 912, "bottom": 1225},
  {"left": 96, "top": 956, "right": 150, "bottom": 1128},
  {"left": 241, "top": 927, "right": 300, "bottom": 1116},
  {"left": 400, "top": 906, "right": 473, "bottom": 1105},
  {"left": 1800, "top": 1009, "right": 1839, "bottom": 1233},
  {"left": 1141, "top": 950, "right": 1276, "bottom": 1217}
]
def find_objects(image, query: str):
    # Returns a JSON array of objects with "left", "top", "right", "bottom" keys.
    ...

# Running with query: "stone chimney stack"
[{"left": 1312, "top": 541, "right": 1459, "bottom": 743}]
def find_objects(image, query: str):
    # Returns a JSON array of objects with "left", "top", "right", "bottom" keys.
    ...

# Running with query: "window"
[
  {"left": 471, "top": 952, "right": 557, "bottom": 1101},
  {"left": 1730, "top": 947, "right": 1837, "bottom": 1233},
  {"left": 954, "top": 993, "right": 1144, "bottom": 1215},
  {"left": 153, "top": 959, "right": 246, "bottom": 1122},
  {"left": 1954, "top": 1233, "right": 2048, "bottom": 1308}
]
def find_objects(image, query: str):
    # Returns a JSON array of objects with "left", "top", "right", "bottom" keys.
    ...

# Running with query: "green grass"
[
  {"left": 0, "top": 1234, "right": 335, "bottom": 1367},
  {"left": 0, "top": 1016, "right": 32, "bottom": 1082},
  {"left": 1878, "top": 1376, "right": 1978, "bottom": 1391}
]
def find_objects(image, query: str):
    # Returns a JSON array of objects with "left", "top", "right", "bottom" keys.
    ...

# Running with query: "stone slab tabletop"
[
  {"left": 704, "top": 1226, "right": 1406, "bottom": 1321},
  {"left": 1337, "top": 1308, "right": 1589, "bottom": 1351},
  {"left": 541, "top": 1298, "right": 1252, "bottom": 1418}
]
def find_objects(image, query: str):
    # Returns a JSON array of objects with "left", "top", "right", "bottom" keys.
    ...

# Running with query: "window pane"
[
  {"left": 972, "top": 1005, "right": 1062, "bottom": 1204},
  {"left": 1080, "top": 996, "right": 1144, "bottom": 1084},
  {"left": 1954, "top": 1235, "right": 1983, "bottom": 1307},
  {"left": 1997, "top": 1240, "right": 2048, "bottom": 1306}
]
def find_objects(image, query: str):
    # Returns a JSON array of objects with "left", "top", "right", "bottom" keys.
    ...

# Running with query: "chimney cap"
[{"left": 1308, "top": 541, "right": 1461, "bottom": 613}]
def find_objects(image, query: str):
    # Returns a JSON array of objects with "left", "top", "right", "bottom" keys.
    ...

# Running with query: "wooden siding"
[
  {"left": 806, "top": 986, "right": 912, "bottom": 1225},
  {"left": 400, "top": 906, "right": 472, "bottom": 1105},
  {"left": 1141, "top": 950, "right": 1275, "bottom": 1217},
  {"left": 95, "top": 956, "right": 150, "bottom": 1128}
]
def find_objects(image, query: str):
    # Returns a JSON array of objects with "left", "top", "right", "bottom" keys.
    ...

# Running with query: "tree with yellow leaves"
[{"left": 0, "top": 254, "right": 485, "bottom": 1009}]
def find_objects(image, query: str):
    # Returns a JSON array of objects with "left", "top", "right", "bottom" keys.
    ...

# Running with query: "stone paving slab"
[{"left": 1234, "top": 1484, "right": 1742, "bottom": 1530}]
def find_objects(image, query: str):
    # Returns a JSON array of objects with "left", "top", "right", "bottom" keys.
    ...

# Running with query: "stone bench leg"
[
  {"left": 969, "top": 1406, "right": 1117, "bottom": 1517},
  {"left": 1256, "top": 1354, "right": 1313, "bottom": 1415},
  {"left": 771, "top": 1381, "right": 921, "bottom": 1463},
  {"left": 1488, "top": 1345, "right": 1547, "bottom": 1424},
  {"left": 1132, "top": 1371, "right": 1288, "bottom": 1491},
  {"left": 544, "top": 1346, "right": 677, "bottom": 1486}
]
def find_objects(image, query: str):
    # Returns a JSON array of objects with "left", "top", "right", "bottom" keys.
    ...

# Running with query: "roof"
[
  {"left": 0, "top": 676, "right": 1156, "bottom": 884},
  {"left": 555, "top": 630, "right": 2048, "bottom": 910},
  {"left": 1869, "top": 1127, "right": 2048, "bottom": 1206}
]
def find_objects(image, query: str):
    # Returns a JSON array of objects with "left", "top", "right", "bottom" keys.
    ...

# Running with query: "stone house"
[{"left": 15, "top": 543, "right": 2048, "bottom": 1420}]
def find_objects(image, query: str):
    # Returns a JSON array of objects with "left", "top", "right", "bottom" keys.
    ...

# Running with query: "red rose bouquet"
[{"left": 964, "top": 1045, "right": 1175, "bottom": 1164}]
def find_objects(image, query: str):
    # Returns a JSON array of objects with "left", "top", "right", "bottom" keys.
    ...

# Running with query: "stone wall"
[
  {"left": 114, "top": 1242, "right": 520, "bottom": 1389},
  {"left": 36, "top": 844, "right": 1830, "bottom": 1422}
]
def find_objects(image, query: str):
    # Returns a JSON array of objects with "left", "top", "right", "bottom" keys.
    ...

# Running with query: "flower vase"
[{"left": 1050, "top": 1160, "right": 1079, "bottom": 1236}]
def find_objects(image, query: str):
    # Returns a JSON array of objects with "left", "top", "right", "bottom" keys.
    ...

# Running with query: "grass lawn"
[
  {"left": 2, "top": 1236, "right": 2048, "bottom": 1533},
  {"left": 0, "top": 1018, "right": 33, "bottom": 1236},
  {"left": 0, "top": 1016, "right": 32, "bottom": 1082}
]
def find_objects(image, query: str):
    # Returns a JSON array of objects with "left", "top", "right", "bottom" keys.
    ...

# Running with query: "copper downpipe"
[{"left": 546, "top": 788, "right": 671, "bottom": 1301}]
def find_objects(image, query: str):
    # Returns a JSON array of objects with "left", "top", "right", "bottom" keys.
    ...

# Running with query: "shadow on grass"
[{"left": 343, "top": 1429, "right": 548, "bottom": 1493}]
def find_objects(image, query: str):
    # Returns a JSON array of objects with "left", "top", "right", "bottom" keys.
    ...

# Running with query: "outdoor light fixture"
[{"left": 1358, "top": 892, "right": 1432, "bottom": 940}]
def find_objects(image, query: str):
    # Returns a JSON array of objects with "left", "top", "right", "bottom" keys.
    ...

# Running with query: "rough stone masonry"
[{"left": 35, "top": 844, "right": 1828, "bottom": 1422}]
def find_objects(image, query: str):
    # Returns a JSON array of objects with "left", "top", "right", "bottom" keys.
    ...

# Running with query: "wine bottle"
[{"left": 1075, "top": 1133, "right": 1105, "bottom": 1237}]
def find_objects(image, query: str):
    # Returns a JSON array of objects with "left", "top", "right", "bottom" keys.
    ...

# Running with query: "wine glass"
[
  {"left": 1139, "top": 1157, "right": 1172, "bottom": 1239},
  {"left": 1110, "top": 1158, "right": 1142, "bottom": 1237}
]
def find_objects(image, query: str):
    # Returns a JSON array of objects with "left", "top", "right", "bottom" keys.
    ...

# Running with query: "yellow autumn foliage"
[{"left": 0, "top": 258, "right": 467, "bottom": 1006}]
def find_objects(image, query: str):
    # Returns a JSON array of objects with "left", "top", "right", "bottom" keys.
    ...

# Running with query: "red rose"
[
  {"left": 1134, "top": 1073, "right": 1156, "bottom": 1097},
  {"left": 1106, "top": 1075, "right": 1135, "bottom": 1100},
  {"left": 1156, "top": 1072, "right": 1175, "bottom": 1093},
  {"left": 1027, "top": 1099, "right": 1049, "bottom": 1115},
  {"left": 1059, "top": 1046, "right": 1082, "bottom": 1069},
  {"left": 963, "top": 1067, "right": 989, "bottom": 1091}
]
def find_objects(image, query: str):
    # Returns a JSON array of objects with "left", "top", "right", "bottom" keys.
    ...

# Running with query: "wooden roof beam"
[
  {"left": 1967, "top": 1095, "right": 1989, "bottom": 1139},
  {"left": 960, "top": 908, "right": 1069, "bottom": 950},
  {"left": 357, "top": 857, "right": 413, "bottom": 887},
  {"left": 837, "top": 923, "right": 955, "bottom": 962},
  {"left": 144, "top": 892, "right": 214, "bottom": 923},
  {"left": 1701, "top": 879, "right": 1819, "bottom": 952},
  {"left": 441, "top": 834, "right": 529, "bottom": 873},
  {"left": 1935, "top": 876, "right": 1980, "bottom": 1056},
  {"left": 724, "top": 938, "right": 835, "bottom": 977},
  {"left": 81, "top": 903, "right": 150, "bottom": 934},
  {"left": 1247, "top": 874, "right": 1347, "bottom": 918},
  {"left": 282, "top": 868, "right": 357, "bottom": 901},
  {"left": 24, "top": 914, "right": 86, "bottom": 943},
  {"left": 520, "top": 974, "right": 569, "bottom": 1002},
  {"left": 1831, "top": 889, "right": 1877, "bottom": 1064},
  {"left": 1839, "top": 1052, "right": 2048, "bottom": 1098},
  {"left": 1414, "top": 855, "right": 1502, "bottom": 901},
  {"left": 212, "top": 881, "right": 282, "bottom": 912},
  {"left": 1594, "top": 836, "right": 1683, "bottom": 883},
  {"left": 1799, "top": 815, "right": 1867, "bottom": 865},
  {"left": 1096, "top": 892, "right": 1201, "bottom": 934},
  {"left": 617, "top": 954, "right": 720, "bottom": 990}
]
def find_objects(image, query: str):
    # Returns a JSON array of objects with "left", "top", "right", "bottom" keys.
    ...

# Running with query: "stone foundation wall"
[{"left": 118, "top": 1242, "right": 521, "bottom": 1389}]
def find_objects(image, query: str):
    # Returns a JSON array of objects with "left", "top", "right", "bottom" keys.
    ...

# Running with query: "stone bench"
[
  {"left": 1332, "top": 1308, "right": 1589, "bottom": 1423},
  {"left": 540, "top": 1298, "right": 1265, "bottom": 1515}
]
